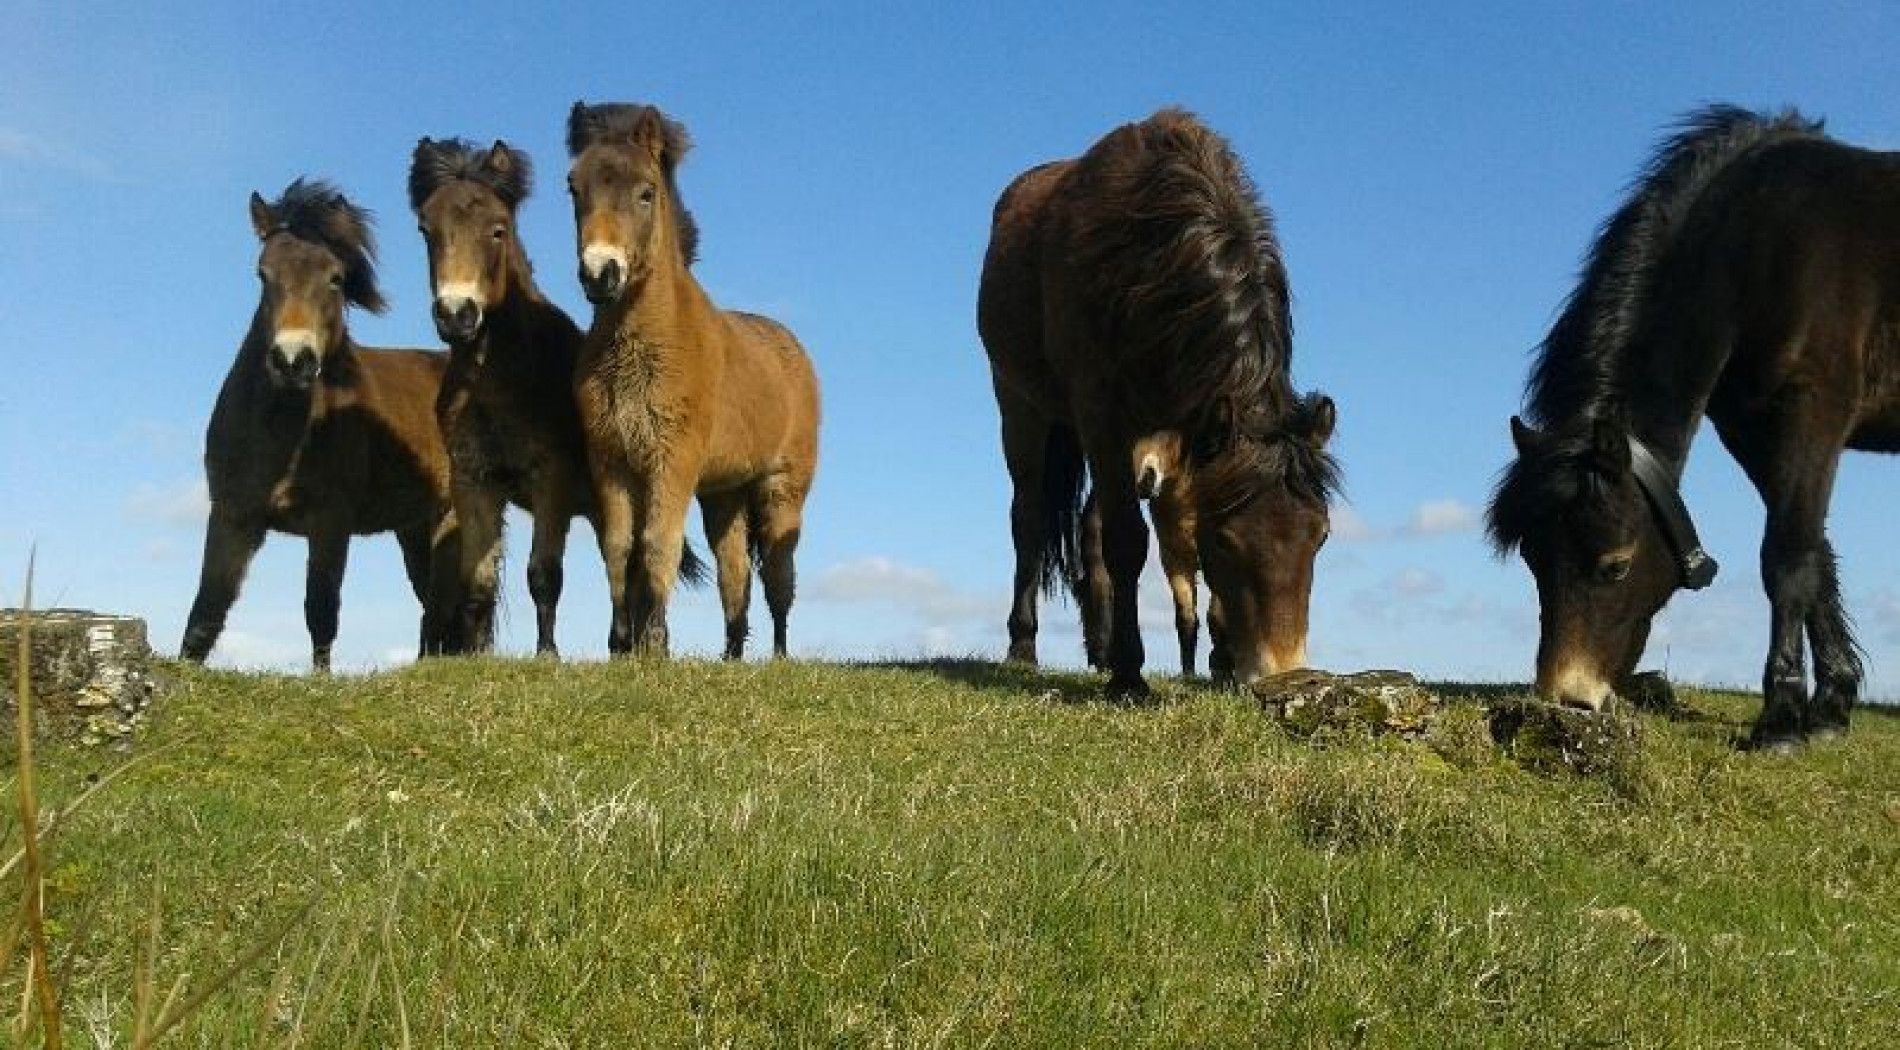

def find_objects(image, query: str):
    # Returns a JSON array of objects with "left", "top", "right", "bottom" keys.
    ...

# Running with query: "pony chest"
[{"left": 581, "top": 333, "right": 688, "bottom": 457}]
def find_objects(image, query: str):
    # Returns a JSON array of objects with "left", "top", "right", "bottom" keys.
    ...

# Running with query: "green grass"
[{"left": 7, "top": 658, "right": 1899, "bottom": 1047}]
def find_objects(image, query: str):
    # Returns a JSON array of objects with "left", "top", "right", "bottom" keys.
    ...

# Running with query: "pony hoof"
[
  {"left": 1744, "top": 729, "right": 1805, "bottom": 756},
  {"left": 1807, "top": 721, "right": 1850, "bottom": 744},
  {"left": 1106, "top": 675, "right": 1152, "bottom": 702}
]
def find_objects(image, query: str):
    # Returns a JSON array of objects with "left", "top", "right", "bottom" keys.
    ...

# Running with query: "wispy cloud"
[
  {"left": 1400, "top": 499, "right": 1479, "bottom": 537},
  {"left": 125, "top": 478, "right": 209, "bottom": 529},
  {"left": 1333, "top": 498, "right": 1480, "bottom": 542},
  {"left": 0, "top": 127, "right": 113, "bottom": 180},
  {"left": 807, "top": 556, "right": 993, "bottom": 626}
]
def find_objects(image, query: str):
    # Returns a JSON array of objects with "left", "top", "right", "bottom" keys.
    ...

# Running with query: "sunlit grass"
[{"left": 7, "top": 655, "right": 1898, "bottom": 1046}]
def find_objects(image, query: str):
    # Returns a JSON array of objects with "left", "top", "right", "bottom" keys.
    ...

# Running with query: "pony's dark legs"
[
  {"left": 701, "top": 490, "right": 753, "bottom": 660},
  {"left": 997, "top": 393, "right": 1051, "bottom": 665},
  {"left": 396, "top": 521, "right": 448, "bottom": 657},
  {"left": 1076, "top": 493, "right": 1110, "bottom": 670},
  {"left": 1719, "top": 406, "right": 1860, "bottom": 748},
  {"left": 752, "top": 475, "right": 808, "bottom": 659},
  {"left": 420, "top": 513, "right": 464, "bottom": 656},
  {"left": 526, "top": 478, "right": 577, "bottom": 658},
  {"left": 1082, "top": 440, "right": 1150, "bottom": 697},
  {"left": 181, "top": 509, "right": 266, "bottom": 663},
  {"left": 303, "top": 528, "right": 349, "bottom": 673},
  {"left": 453, "top": 483, "right": 504, "bottom": 654},
  {"left": 1206, "top": 594, "right": 1233, "bottom": 684}
]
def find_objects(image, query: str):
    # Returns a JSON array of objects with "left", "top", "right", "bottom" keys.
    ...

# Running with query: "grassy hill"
[{"left": 7, "top": 658, "right": 1898, "bottom": 1047}]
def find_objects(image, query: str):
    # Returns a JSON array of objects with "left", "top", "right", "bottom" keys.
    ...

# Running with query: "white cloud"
[
  {"left": 208, "top": 629, "right": 303, "bottom": 670},
  {"left": 1388, "top": 567, "right": 1445, "bottom": 598},
  {"left": 807, "top": 556, "right": 992, "bottom": 626},
  {"left": 125, "top": 478, "right": 209, "bottom": 529},
  {"left": 1400, "top": 499, "right": 1479, "bottom": 537},
  {"left": 0, "top": 127, "right": 112, "bottom": 180},
  {"left": 1331, "top": 505, "right": 1382, "bottom": 542}
]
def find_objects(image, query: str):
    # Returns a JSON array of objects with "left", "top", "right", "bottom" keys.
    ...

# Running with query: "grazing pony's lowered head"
[
  {"left": 1195, "top": 390, "right": 1339, "bottom": 684},
  {"left": 565, "top": 101, "right": 700, "bottom": 305},
  {"left": 410, "top": 138, "right": 533, "bottom": 343},
  {"left": 247, "top": 179, "right": 385, "bottom": 392},
  {"left": 1487, "top": 407, "right": 1681, "bottom": 710}
]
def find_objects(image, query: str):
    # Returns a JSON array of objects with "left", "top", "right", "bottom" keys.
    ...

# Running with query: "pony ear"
[
  {"left": 1590, "top": 410, "right": 1630, "bottom": 475},
  {"left": 482, "top": 140, "right": 531, "bottom": 205},
  {"left": 1509, "top": 416, "right": 1540, "bottom": 456},
  {"left": 248, "top": 192, "right": 275, "bottom": 240},
  {"left": 484, "top": 140, "right": 514, "bottom": 178},
  {"left": 633, "top": 106, "right": 691, "bottom": 170},
  {"left": 1300, "top": 394, "right": 1336, "bottom": 449}
]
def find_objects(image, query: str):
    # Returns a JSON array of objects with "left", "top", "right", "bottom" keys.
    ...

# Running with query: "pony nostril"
[{"left": 1137, "top": 464, "right": 1162, "bottom": 499}]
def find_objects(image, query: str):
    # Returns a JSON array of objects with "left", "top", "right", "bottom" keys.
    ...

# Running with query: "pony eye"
[
  {"left": 491, "top": 224, "right": 507, "bottom": 240},
  {"left": 1597, "top": 556, "right": 1632, "bottom": 584},
  {"left": 329, "top": 273, "right": 345, "bottom": 290},
  {"left": 638, "top": 186, "right": 656, "bottom": 205}
]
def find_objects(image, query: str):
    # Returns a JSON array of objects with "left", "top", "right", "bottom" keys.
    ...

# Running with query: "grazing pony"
[
  {"left": 566, "top": 102, "right": 821, "bottom": 659},
  {"left": 978, "top": 109, "right": 1339, "bottom": 696},
  {"left": 409, "top": 137, "right": 703, "bottom": 656},
  {"left": 1487, "top": 105, "right": 1900, "bottom": 751},
  {"left": 182, "top": 180, "right": 458, "bottom": 671}
]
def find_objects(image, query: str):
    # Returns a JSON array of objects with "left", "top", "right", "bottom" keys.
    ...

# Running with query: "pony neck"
[{"left": 1541, "top": 340, "right": 1726, "bottom": 479}]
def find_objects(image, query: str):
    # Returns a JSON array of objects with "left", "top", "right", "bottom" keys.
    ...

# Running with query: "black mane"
[
  {"left": 1490, "top": 105, "right": 1826, "bottom": 554},
  {"left": 408, "top": 138, "right": 533, "bottom": 211},
  {"left": 266, "top": 178, "right": 387, "bottom": 314},
  {"left": 566, "top": 101, "right": 701, "bottom": 266},
  {"left": 1523, "top": 104, "right": 1822, "bottom": 427}
]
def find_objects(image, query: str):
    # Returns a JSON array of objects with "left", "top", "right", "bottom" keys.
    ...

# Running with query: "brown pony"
[
  {"left": 978, "top": 109, "right": 1338, "bottom": 696},
  {"left": 1488, "top": 105, "right": 1900, "bottom": 751},
  {"left": 566, "top": 102, "right": 821, "bottom": 659},
  {"left": 181, "top": 179, "right": 458, "bottom": 671},
  {"left": 408, "top": 137, "right": 704, "bottom": 657}
]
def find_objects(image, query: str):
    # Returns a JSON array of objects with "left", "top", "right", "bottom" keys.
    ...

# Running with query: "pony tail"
[{"left": 1039, "top": 424, "right": 1088, "bottom": 597}]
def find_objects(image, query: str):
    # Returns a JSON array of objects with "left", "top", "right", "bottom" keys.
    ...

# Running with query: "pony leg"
[
  {"left": 1206, "top": 594, "right": 1233, "bottom": 685},
  {"left": 631, "top": 474, "right": 697, "bottom": 658},
  {"left": 593, "top": 476, "right": 637, "bottom": 656},
  {"left": 180, "top": 507, "right": 266, "bottom": 663},
  {"left": 1076, "top": 492, "right": 1111, "bottom": 670},
  {"left": 700, "top": 491, "right": 753, "bottom": 660},
  {"left": 525, "top": 479, "right": 575, "bottom": 658},
  {"left": 303, "top": 528, "right": 350, "bottom": 674},
  {"left": 422, "top": 510, "right": 464, "bottom": 656},
  {"left": 1155, "top": 499, "right": 1200, "bottom": 678},
  {"left": 455, "top": 485, "right": 505, "bottom": 654},
  {"left": 395, "top": 521, "right": 443, "bottom": 657},
  {"left": 751, "top": 474, "right": 810, "bottom": 659},
  {"left": 1082, "top": 440, "right": 1150, "bottom": 698},
  {"left": 997, "top": 391, "right": 1055, "bottom": 666},
  {"left": 1721, "top": 405, "right": 1853, "bottom": 749}
]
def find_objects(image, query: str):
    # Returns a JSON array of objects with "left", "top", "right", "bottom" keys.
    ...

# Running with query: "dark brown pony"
[
  {"left": 978, "top": 109, "right": 1339, "bottom": 696},
  {"left": 409, "top": 137, "right": 704, "bottom": 657},
  {"left": 1488, "top": 105, "right": 1900, "bottom": 751},
  {"left": 182, "top": 179, "right": 458, "bottom": 671},
  {"left": 566, "top": 102, "right": 821, "bottom": 659}
]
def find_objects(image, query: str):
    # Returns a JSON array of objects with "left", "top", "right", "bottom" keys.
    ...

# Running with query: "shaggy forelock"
[
  {"left": 409, "top": 138, "right": 533, "bottom": 212},
  {"left": 264, "top": 178, "right": 386, "bottom": 314}
]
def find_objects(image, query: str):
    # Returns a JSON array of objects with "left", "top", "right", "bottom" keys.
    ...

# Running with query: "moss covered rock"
[{"left": 0, "top": 608, "right": 159, "bottom": 748}]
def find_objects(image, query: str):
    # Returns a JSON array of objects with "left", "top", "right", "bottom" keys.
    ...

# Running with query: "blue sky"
[{"left": 3, "top": 2, "right": 1897, "bottom": 695}]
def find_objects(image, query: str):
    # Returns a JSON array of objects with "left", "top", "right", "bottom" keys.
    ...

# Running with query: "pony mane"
[
  {"left": 1486, "top": 420, "right": 1604, "bottom": 555},
  {"left": 1203, "top": 391, "right": 1342, "bottom": 516},
  {"left": 264, "top": 178, "right": 387, "bottom": 313},
  {"left": 566, "top": 101, "right": 700, "bottom": 265},
  {"left": 1523, "top": 104, "right": 1823, "bottom": 426},
  {"left": 408, "top": 137, "right": 533, "bottom": 211},
  {"left": 1071, "top": 107, "right": 1292, "bottom": 433}
]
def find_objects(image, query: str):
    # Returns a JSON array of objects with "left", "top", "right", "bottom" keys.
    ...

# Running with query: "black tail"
[
  {"left": 677, "top": 542, "right": 710, "bottom": 587},
  {"left": 1039, "top": 424, "right": 1088, "bottom": 597}
]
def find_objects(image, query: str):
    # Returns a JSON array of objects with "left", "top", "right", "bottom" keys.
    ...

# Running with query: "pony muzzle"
[
  {"left": 1136, "top": 453, "right": 1166, "bottom": 500},
  {"left": 1543, "top": 663, "right": 1615, "bottom": 712},
  {"left": 580, "top": 245, "right": 628, "bottom": 304},
  {"left": 432, "top": 288, "right": 484, "bottom": 343},
  {"left": 268, "top": 330, "right": 322, "bottom": 389}
]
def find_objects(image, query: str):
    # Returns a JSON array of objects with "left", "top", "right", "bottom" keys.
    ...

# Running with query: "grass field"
[{"left": 5, "top": 657, "right": 1898, "bottom": 1047}]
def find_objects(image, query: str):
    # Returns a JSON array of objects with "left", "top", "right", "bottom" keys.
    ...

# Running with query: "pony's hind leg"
[
  {"left": 1804, "top": 552, "right": 1863, "bottom": 738},
  {"left": 1154, "top": 500, "right": 1200, "bottom": 678},
  {"left": 1080, "top": 436, "right": 1151, "bottom": 698},
  {"left": 1076, "top": 493, "right": 1110, "bottom": 670},
  {"left": 181, "top": 508, "right": 266, "bottom": 663},
  {"left": 996, "top": 390, "right": 1069, "bottom": 666},
  {"left": 751, "top": 474, "right": 810, "bottom": 659},
  {"left": 396, "top": 520, "right": 445, "bottom": 656},
  {"left": 700, "top": 491, "right": 753, "bottom": 660},
  {"left": 526, "top": 481, "right": 576, "bottom": 658},
  {"left": 303, "top": 528, "right": 350, "bottom": 674}
]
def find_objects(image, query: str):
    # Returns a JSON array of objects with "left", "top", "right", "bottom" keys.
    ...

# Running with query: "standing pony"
[
  {"left": 182, "top": 179, "right": 458, "bottom": 671},
  {"left": 566, "top": 102, "right": 821, "bottom": 659},
  {"left": 978, "top": 109, "right": 1338, "bottom": 696},
  {"left": 1488, "top": 105, "right": 1900, "bottom": 751},
  {"left": 409, "top": 138, "right": 703, "bottom": 656}
]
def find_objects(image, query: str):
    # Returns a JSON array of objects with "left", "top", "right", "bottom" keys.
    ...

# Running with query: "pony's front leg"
[
  {"left": 454, "top": 482, "right": 505, "bottom": 654},
  {"left": 593, "top": 474, "right": 637, "bottom": 656},
  {"left": 631, "top": 471, "right": 698, "bottom": 658},
  {"left": 1082, "top": 439, "right": 1150, "bottom": 698},
  {"left": 303, "top": 527, "right": 350, "bottom": 674},
  {"left": 525, "top": 480, "right": 576, "bottom": 659},
  {"left": 1154, "top": 499, "right": 1200, "bottom": 678},
  {"left": 181, "top": 507, "right": 266, "bottom": 663}
]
